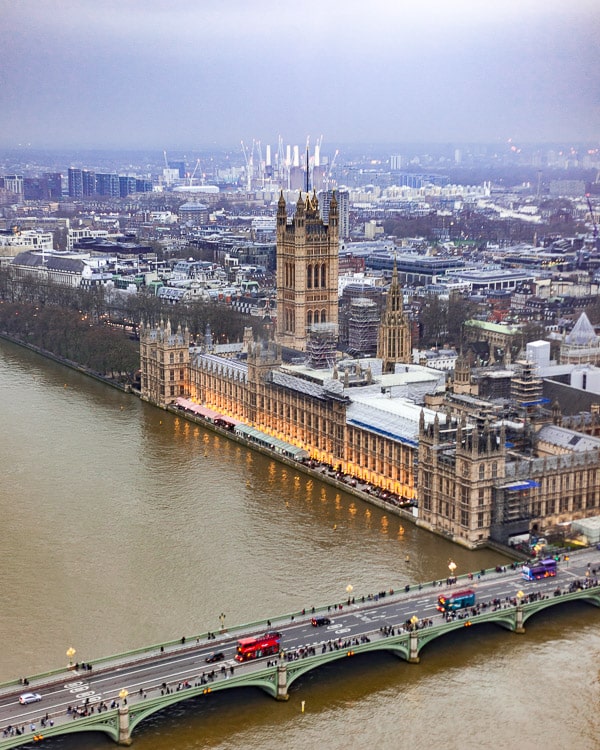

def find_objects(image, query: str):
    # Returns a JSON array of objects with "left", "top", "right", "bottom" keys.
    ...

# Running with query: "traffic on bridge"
[{"left": 1, "top": 549, "right": 598, "bottom": 748}]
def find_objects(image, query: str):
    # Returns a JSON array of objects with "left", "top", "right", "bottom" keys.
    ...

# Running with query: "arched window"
[
  {"left": 307, "top": 310, "right": 313, "bottom": 327},
  {"left": 321, "top": 309, "right": 327, "bottom": 323},
  {"left": 314, "top": 265, "right": 319, "bottom": 288},
  {"left": 320, "top": 264, "right": 326, "bottom": 287},
  {"left": 307, "top": 264, "right": 312, "bottom": 289}
]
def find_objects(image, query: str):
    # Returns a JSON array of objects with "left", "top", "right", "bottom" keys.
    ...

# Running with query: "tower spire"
[{"left": 377, "top": 254, "right": 411, "bottom": 373}]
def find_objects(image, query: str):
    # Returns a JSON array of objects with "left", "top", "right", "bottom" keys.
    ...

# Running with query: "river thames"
[{"left": 0, "top": 338, "right": 598, "bottom": 750}]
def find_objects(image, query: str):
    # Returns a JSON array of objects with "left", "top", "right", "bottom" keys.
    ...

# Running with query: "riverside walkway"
[{"left": 1, "top": 548, "right": 599, "bottom": 747}]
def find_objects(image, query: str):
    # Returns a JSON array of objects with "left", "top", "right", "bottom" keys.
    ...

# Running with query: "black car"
[
  {"left": 205, "top": 651, "right": 225, "bottom": 663},
  {"left": 311, "top": 616, "right": 331, "bottom": 627}
]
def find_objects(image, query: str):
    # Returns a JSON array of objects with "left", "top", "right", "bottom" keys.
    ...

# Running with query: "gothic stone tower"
[
  {"left": 418, "top": 412, "right": 506, "bottom": 547},
  {"left": 140, "top": 319, "right": 190, "bottom": 407},
  {"left": 276, "top": 190, "right": 339, "bottom": 351},
  {"left": 377, "top": 258, "right": 411, "bottom": 373}
]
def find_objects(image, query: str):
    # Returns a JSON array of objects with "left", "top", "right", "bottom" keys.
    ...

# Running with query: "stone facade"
[
  {"left": 140, "top": 320, "right": 600, "bottom": 549},
  {"left": 418, "top": 412, "right": 600, "bottom": 548},
  {"left": 275, "top": 191, "right": 339, "bottom": 351},
  {"left": 377, "top": 259, "right": 412, "bottom": 372},
  {"left": 139, "top": 320, "right": 190, "bottom": 407}
]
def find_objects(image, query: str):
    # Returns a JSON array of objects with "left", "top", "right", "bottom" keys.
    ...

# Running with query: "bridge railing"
[{"left": 0, "top": 559, "right": 551, "bottom": 697}]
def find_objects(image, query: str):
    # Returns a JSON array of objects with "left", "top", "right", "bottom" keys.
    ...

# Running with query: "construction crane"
[
  {"left": 241, "top": 141, "right": 252, "bottom": 191},
  {"left": 276, "top": 135, "right": 289, "bottom": 190},
  {"left": 324, "top": 149, "right": 339, "bottom": 191},
  {"left": 188, "top": 158, "right": 201, "bottom": 187},
  {"left": 586, "top": 194, "right": 598, "bottom": 239},
  {"left": 254, "top": 140, "right": 264, "bottom": 188}
]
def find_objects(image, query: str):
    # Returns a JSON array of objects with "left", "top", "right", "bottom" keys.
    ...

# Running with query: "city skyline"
[{"left": 1, "top": 0, "right": 599, "bottom": 150}]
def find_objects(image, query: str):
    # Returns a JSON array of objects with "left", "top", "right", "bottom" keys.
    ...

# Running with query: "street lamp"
[
  {"left": 410, "top": 615, "right": 419, "bottom": 631},
  {"left": 119, "top": 688, "right": 128, "bottom": 705},
  {"left": 66, "top": 647, "right": 76, "bottom": 668},
  {"left": 448, "top": 560, "right": 457, "bottom": 583},
  {"left": 516, "top": 590, "right": 524, "bottom": 602},
  {"left": 219, "top": 612, "right": 226, "bottom": 632}
]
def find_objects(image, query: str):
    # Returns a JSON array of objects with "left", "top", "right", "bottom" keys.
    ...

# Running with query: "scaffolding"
[
  {"left": 348, "top": 298, "right": 380, "bottom": 356},
  {"left": 511, "top": 359, "right": 543, "bottom": 408},
  {"left": 307, "top": 323, "right": 338, "bottom": 369}
]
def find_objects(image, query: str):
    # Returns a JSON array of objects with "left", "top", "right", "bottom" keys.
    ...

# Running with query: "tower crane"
[
  {"left": 324, "top": 149, "right": 339, "bottom": 191},
  {"left": 241, "top": 140, "right": 252, "bottom": 191},
  {"left": 254, "top": 140, "right": 264, "bottom": 188},
  {"left": 188, "top": 158, "right": 201, "bottom": 187},
  {"left": 277, "top": 135, "right": 289, "bottom": 190},
  {"left": 586, "top": 194, "right": 598, "bottom": 239}
]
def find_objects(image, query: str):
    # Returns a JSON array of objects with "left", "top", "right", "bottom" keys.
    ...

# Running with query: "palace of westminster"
[{"left": 141, "top": 190, "right": 600, "bottom": 549}]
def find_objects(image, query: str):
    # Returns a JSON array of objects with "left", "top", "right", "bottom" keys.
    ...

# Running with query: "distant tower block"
[{"left": 276, "top": 190, "right": 339, "bottom": 352}]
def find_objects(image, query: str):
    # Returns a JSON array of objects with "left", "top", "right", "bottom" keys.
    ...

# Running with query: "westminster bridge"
[{"left": 1, "top": 548, "right": 599, "bottom": 748}]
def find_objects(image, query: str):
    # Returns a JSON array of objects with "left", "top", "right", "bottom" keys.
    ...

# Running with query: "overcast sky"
[{"left": 1, "top": 0, "right": 599, "bottom": 150}]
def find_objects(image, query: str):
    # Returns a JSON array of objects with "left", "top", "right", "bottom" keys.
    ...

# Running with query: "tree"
[
  {"left": 447, "top": 293, "right": 478, "bottom": 347},
  {"left": 418, "top": 295, "right": 447, "bottom": 348}
]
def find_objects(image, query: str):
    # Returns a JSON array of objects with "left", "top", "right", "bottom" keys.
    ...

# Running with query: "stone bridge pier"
[
  {"left": 276, "top": 661, "right": 289, "bottom": 700},
  {"left": 118, "top": 705, "right": 132, "bottom": 746},
  {"left": 408, "top": 630, "right": 420, "bottom": 663}
]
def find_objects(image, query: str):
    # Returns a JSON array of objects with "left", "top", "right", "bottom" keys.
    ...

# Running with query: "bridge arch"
[
  {"left": 283, "top": 639, "right": 413, "bottom": 690},
  {"left": 128, "top": 672, "right": 281, "bottom": 736},
  {"left": 520, "top": 588, "right": 600, "bottom": 628}
]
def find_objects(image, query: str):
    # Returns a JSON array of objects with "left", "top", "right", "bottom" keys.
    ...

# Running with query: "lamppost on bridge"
[
  {"left": 119, "top": 688, "right": 129, "bottom": 706},
  {"left": 410, "top": 615, "right": 419, "bottom": 631},
  {"left": 346, "top": 584, "right": 353, "bottom": 604},
  {"left": 448, "top": 560, "right": 457, "bottom": 584},
  {"left": 219, "top": 612, "right": 226, "bottom": 632},
  {"left": 66, "top": 647, "right": 76, "bottom": 669}
]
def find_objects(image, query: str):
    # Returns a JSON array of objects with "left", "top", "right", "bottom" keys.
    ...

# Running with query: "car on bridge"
[
  {"left": 311, "top": 616, "right": 331, "bottom": 626},
  {"left": 205, "top": 652, "right": 225, "bottom": 663},
  {"left": 19, "top": 692, "right": 42, "bottom": 704}
]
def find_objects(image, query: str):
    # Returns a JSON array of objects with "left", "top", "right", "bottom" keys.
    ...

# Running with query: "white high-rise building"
[{"left": 390, "top": 154, "right": 403, "bottom": 170}]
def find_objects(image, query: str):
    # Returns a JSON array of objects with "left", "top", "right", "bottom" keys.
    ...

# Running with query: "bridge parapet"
[{"left": 1, "top": 577, "right": 598, "bottom": 748}]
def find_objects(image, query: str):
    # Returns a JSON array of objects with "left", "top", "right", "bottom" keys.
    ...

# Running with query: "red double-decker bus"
[{"left": 235, "top": 633, "right": 281, "bottom": 662}]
